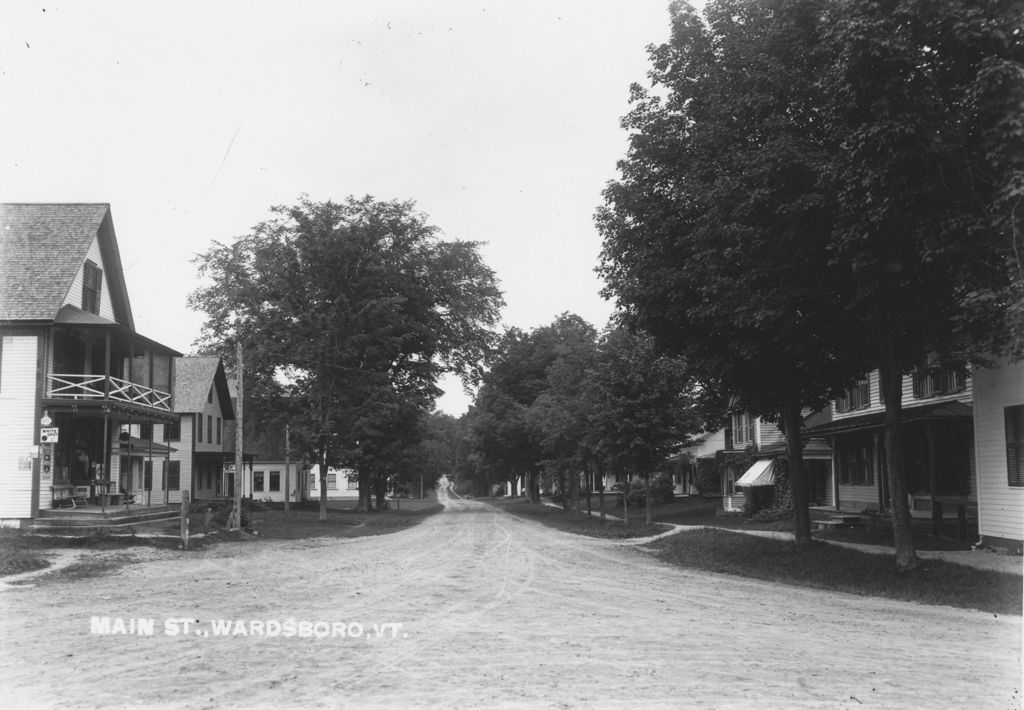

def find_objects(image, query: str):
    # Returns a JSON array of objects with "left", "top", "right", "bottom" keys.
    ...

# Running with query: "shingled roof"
[
  {"left": 0, "top": 203, "right": 133, "bottom": 326},
  {"left": 173, "top": 356, "right": 235, "bottom": 419}
]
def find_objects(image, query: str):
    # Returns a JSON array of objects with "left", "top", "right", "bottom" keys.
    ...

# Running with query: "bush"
[{"left": 611, "top": 474, "right": 675, "bottom": 507}]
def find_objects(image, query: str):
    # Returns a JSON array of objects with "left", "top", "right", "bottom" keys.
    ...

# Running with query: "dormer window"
[{"left": 82, "top": 260, "right": 103, "bottom": 314}]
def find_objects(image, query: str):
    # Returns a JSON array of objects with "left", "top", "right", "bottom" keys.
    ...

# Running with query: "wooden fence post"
[{"left": 180, "top": 490, "right": 190, "bottom": 549}]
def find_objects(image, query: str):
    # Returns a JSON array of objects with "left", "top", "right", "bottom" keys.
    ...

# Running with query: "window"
[
  {"left": 164, "top": 418, "right": 181, "bottom": 442},
  {"left": 327, "top": 473, "right": 337, "bottom": 490},
  {"left": 82, "top": 260, "right": 103, "bottom": 314},
  {"left": 207, "top": 416, "right": 213, "bottom": 444},
  {"left": 216, "top": 417, "right": 221, "bottom": 445},
  {"left": 913, "top": 357, "right": 967, "bottom": 399},
  {"left": 347, "top": 473, "right": 359, "bottom": 490},
  {"left": 138, "top": 423, "right": 153, "bottom": 440},
  {"left": 165, "top": 461, "right": 180, "bottom": 491},
  {"left": 254, "top": 471, "right": 265, "bottom": 492},
  {"left": 837, "top": 434, "right": 874, "bottom": 486},
  {"left": 197, "top": 414, "right": 203, "bottom": 443},
  {"left": 269, "top": 471, "right": 281, "bottom": 492},
  {"left": 732, "top": 412, "right": 753, "bottom": 446},
  {"left": 836, "top": 378, "right": 871, "bottom": 413},
  {"left": 143, "top": 461, "right": 153, "bottom": 490},
  {"left": 309, "top": 472, "right": 318, "bottom": 489},
  {"left": 1007, "top": 406, "right": 1024, "bottom": 487}
]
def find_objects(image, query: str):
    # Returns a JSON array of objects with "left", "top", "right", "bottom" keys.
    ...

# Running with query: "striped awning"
[{"left": 736, "top": 459, "right": 775, "bottom": 487}]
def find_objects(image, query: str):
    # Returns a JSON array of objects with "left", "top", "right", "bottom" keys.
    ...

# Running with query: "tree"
[
  {"left": 598, "top": 0, "right": 1022, "bottom": 565},
  {"left": 471, "top": 314, "right": 598, "bottom": 502},
  {"left": 597, "top": 0, "right": 865, "bottom": 542},
  {"left": 190, "top": 195, "right": 503, "bottom": 520},
  {"left": 585, "top": 326, "right": 701, "bottom": 525},
  {"left": 819, "top": 0, "right": 1023, "bottom": 568}
]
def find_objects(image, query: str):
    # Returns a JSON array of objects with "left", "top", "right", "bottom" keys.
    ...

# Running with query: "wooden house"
[
  {"left": 166, "top": 356, "right": 235, "bottom": 503},
  {"left": 971, "top": 358, "right": 1024, "bottom": 551},
  {"left": 802, "top": 363, "right": 975, "bottom": 519},
  {"left": 0, "top": 203, "right": 181, "bottom": 525}
]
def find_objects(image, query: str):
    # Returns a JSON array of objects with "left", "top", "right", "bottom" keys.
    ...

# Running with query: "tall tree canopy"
[
  {"left": 598, "top": 0, "right": 1022, "bottom": 562},
  {"left": 190, "top": 195, "right": 504, "bottom": 518}
]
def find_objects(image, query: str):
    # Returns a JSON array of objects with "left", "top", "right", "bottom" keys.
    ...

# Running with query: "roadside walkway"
[{"left": 539, "top": 499, "right": 1023, "bottom": 574}]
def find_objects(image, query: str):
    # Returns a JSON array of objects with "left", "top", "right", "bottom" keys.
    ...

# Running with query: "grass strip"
[
  {"left": 486, "top": 497, "right": 671, "bottom": 539},
  {"left": 650, "top": 527, "right": 1022, "bottom": 616}
]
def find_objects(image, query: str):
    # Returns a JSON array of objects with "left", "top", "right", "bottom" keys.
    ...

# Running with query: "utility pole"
[
  {"left": 284, "top": 424, "right": 291, "bottom": 512},
  {"left": 233, "top": 341, "right": 244, "bottom": 530}
]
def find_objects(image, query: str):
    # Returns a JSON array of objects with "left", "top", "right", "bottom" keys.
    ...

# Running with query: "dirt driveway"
[{"left": 1, "top": 482, "right": 1020, "bottom": 709}]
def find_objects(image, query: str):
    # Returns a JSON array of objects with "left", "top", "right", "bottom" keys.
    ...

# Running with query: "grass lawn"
[
  {"left": 649, "top": 528, "right": 1022, "bottom": 616},
  {"left": 486, "top": 496, "right": 670, "bottom": 539},
  {"left": 0, "top": 494, "right": 443, "bottom": 578},
  {"left": 223, "top": 496, "right": 444, "bottom": 540},
  {"left": 580, "top": 494, "right": 977, "bottom": 551}
]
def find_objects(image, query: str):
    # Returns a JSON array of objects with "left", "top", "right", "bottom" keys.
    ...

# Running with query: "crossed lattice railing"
[{"left": 49, "top": 373, "right": 171, "bottom": 411}]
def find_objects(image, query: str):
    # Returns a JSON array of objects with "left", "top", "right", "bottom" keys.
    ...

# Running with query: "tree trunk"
[
  {"left": 880, "top": 350, "right": 918, "bottom": 570},
  {"left": 782, "top": 403, "right": 811, "bottom": 545},
  {"left": 574, "top": 468, "right": 582, "bottom": 514},
  {"left": 559, "top": 470, "right": 567, "bottom": 510},
  {"left": 584, "top": 462, "right": 592, "bottom": 517},
  {"left": 645, "top": 471, "right": 652, "bottom": 526},
  {"left": 622, "top": 474, "right": 629, "bottom": 525},
  {"left": 317, "top": 446, "right": 328, "bottom": 523},
  {"left": 356, "top": 468, "right": 372, "bottom": 512}
]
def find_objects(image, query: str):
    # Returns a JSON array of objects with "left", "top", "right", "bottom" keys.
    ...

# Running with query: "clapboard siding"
[
  {"left": 757, "top": 419, "right": 786, "bottom": 449},
  {"left": 832, "top": 370, "right": 973, "bottom": 421},
  {"left": 0, "top": 335, "right": 40, "bottom": 518},
  {"left": 973, "top": 361, "right": 1024, "bottom": 543},
  {"left": 837, "top": 484, "right": 879, "bottom": 512},
  {"left": 61, "top": 236, "right": 116, "bottom": 321}
]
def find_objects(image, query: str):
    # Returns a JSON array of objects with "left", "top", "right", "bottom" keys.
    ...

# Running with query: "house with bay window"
[
  {"left": 0, "top": 203, "right": 182, "bottom": 526},
  {"left": 717, "top": 410, "right": 833, "bottom": 512}
]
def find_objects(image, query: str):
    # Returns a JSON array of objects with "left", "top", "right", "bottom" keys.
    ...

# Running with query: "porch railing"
[{"left": 48, "top": 373, "right": 172, "bottom": 412}]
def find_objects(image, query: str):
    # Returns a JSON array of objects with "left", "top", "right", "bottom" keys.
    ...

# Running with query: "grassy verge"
[
  {"left": 229, "top": 497, "right": 444, "bottom": 540},
  {"left": 580, "top": 494, "right": 976, "bottom": 551},
  {"left": 486, "top": 497, "right": 670, "bottom": 539},
  {"left": 0, "top": 495, "right": 443, "bottom": 578},
  {"left": 650, "top": 528, "right": 1022, "bottom": 615}
]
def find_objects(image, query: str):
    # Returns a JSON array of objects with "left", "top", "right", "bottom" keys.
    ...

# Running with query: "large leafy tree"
[
  {"left": 820, "top": 0, "right": 1023, "bottom": 568},
  {"left": 598, "top": 0, "right": 1022, "bottom": 564},
  {"left": 585, "top": 326, "right": 702, "bottom": 524},
  {"left": 597, "top": 0, "right": 864, "bottom": 543},
  {"left": 471, "top": 314, "right": 598, "bottom": 502},
  {"left": 190, "top": 195, "right": 503, "bottom": 520}
]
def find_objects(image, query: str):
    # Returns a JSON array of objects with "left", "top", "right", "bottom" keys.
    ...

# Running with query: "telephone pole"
[
  {"left": 233, "top": 341, "right": 244, "bottom": 530},
  {"left": 284, "top": 424, "right": 291, "bottom": 512}
]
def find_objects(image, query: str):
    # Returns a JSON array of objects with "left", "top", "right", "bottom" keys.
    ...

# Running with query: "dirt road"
[{"left": 1, "top": 481, "right": 1020, "bottom": 709}]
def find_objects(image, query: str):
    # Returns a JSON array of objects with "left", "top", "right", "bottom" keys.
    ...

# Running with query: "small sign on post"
[{"left": 40, "top": 428, "right": 59, "bottom": 444}]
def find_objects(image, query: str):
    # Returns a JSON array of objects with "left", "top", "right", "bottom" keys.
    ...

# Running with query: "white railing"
[{"left": 49, "top": 373, "right": 172, "bottom": 412}]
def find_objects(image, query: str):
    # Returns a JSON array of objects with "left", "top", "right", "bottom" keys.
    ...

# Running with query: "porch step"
[{"left": 815, "top": 515, "right": 864, "bottom": 530}]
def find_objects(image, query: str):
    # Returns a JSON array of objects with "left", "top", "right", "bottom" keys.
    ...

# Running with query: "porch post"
[
  {"left": 104, "top": 331, "right": 111, "bottom": 398},
  {"left": 101, "top": 409, "right": 109, "bottom": 513}
]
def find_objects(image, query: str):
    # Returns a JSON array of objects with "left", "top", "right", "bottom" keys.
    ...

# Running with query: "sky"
[{"left": 1, "top": 0, "right": 683, "bottom": 416}]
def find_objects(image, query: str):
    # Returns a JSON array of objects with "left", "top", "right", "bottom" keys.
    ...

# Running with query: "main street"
[{"left": 1, "top": 484, "right": 1019, "bottom": 709}]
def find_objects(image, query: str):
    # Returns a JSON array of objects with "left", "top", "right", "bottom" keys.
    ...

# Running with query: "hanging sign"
[{"left": 40, "top": 428, "right": 59, "bottom": 443}]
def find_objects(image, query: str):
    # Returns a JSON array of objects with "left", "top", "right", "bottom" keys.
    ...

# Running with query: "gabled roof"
[
  {"left": 0, "top": 203, "right": 134, "bottom": 327},
  {"left": 173, "top": 356, "right": 235, "bottom": 419}
]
